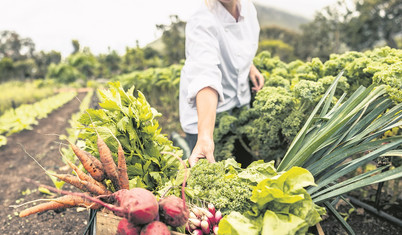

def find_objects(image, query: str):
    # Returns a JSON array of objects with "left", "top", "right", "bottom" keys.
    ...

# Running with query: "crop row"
[
  {"left": 0, "top": 91, "right": 78, "bottom": 147},
  {"left": 0, "top": 80, "right": 57, "bottom": 115}
]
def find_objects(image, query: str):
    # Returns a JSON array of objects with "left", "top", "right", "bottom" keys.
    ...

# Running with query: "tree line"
[{"left": 0, "top": 0, "right": 400, "bottom": 83}]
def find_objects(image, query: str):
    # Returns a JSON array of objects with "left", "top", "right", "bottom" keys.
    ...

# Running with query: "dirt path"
[{"left": 0, "top": 91, "right": 90, "bottom": 235}]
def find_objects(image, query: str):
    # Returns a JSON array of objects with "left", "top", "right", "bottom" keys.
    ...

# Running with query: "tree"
[
  {"left": 67, "top": 51, "right": 100, "bottom": 80},
  {"left": 143, "top": 46, "right": 161, "bottom": 60},
  {"left": 0, "top": 57, "right": 13, "bottom": 82},
  {"left": 97, "top": 48, "right": 122, "bottom": 77},
  {"left": 297, "top": 0, "right": 401, "bottom": 61},
  {"left": 13, "top": 59, "right": 37, "bottom": 79},
  {"left": 258, "top": 40, "right": 295, "bottom": 62},
  {"left": 46, "top": 63, "right": 82, "bottom": 84},
  {"left": 72, "top": 39, "right": 80, "bottom": 54},
  {"left": 122, "top": 41, "right": 146, "bottom": 72},
  {"left": 259, "top": 26, "right": 300, "bottom": 47},
  {"left": 342, "top": 0, "right": 401, "bottom": 50},
  {"left": 298, "top": 12, "right": 342, "bottom": 61},
  {"left": 156, "top": 15, "right": 185, "bottom": 65},
  {"left": 34, "top": 50, "right": 62, "bottom": 79},
  {"left": 0, "top": 30, "right": 35, "bottom": 61}
]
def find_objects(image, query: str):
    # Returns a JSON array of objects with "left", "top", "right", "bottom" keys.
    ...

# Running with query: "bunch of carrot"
[
  {"left": 18, "top": 133, "right": 194, "bottom": 235},
  {"left": 19, "top": 133, "right": 129, "bottom": 217}
]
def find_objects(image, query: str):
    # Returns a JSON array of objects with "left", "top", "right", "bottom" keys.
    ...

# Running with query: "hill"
[
  {"left": 254, "top": 2, "right": 310, "bottom": 31},
  {"left": 146, "top": 2, "right": 310, "bottom": 51}
]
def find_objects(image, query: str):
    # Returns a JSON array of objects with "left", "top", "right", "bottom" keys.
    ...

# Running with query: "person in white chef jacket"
[{"left": 179, "top": 0, "right": 264, "bottom": 167}]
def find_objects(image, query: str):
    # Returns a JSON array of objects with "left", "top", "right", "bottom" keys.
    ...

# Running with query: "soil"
[
  {"left": 319, "top": 187, "right": 402, "bottom": 235},
  {"left": 0, "top": 89, "right": 401, "bottom": 235},
  {"left": 0, "top": 91, "right": 91, "bottom": 235}
]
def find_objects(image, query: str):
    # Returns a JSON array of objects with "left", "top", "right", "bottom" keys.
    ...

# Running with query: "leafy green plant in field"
[
  {"left": 60, "top": 89, "right": 94, "bottom": 165},
  {"left": 115, "top": 64, "right": 182, "bottom": 134},
  {"left": 77, "top": 81, "right": 181, "bottom": 192},
  {"left": 214, "top": 46, "right": 402, "bottom": 163},
  {"left": 0, "top": 91, "right": 77, "bottom": 147},
  {"left": 0, "top": 80, "right": 56, "bottom": 115},
  {"left": 277, "top": 73, "right": 402, "bottom": 234}
]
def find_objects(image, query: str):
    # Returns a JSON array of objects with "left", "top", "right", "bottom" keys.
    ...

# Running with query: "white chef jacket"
[{"left": 179, "top": 0, "right": 260, "bottom": 134}]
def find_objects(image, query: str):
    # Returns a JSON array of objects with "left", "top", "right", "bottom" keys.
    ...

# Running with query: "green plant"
[
  {"left": 277, "top": 72, "right": 402, "bottom": 234},
  {"left": 77, "top": 82, "right": 182, "bottom": 192}
]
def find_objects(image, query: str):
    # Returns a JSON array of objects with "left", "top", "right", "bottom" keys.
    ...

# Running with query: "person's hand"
[
  {"left": 249, "top": 64, "right": 264, "bottom": 92},
  {"left": 188, "top": 135, "right": 216, "bottom": 167}
]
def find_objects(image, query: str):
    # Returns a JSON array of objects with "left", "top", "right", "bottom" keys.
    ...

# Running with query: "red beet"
[
  {"left": 114, "top": 188, "right": 159, "bottom": 225},
  {"left": 158, "top": 195, "right": 189, "bottom": 227},
  {"left": 140, "top": 221, "right": 170, "bottom": 235},
  {"left": 116, "top": 218, "right": 141, "bottom": 235}
]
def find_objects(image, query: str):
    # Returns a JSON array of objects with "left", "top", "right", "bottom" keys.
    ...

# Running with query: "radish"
[
  {"left": 191, "top": 206, "right": 203, "bottom": 218},
  {"left": 213, "top": 225, "right": 219, "bottom": 235},
  {"left": 215, "top": 210, "right": 222, "bottom": 224},
  {"left": 188, "top": 218, "right": 202, "bottom": 227},
  {"left": 140, "top": 221, "right": 170, "bottom": 235},
  {"left": 116, "top": 218, "right": 141, "bottom": 235},
  {"left": 192, "top": 229, "right": 203, "bottom": 235},
  {"left": 202, "top": 209, "right": 215, "bottom": 225},
  {"left": 208, "top": 203, "right": 216, "bottom": 215},
  {"left": 189, "top": 211, "right": 198, "bottom": 219},
  {"left": 158, "top": 195, "right": 189, "bottom": 227},
  {"left": 201, "top": 219, "right": 210, "bottom": 234}
]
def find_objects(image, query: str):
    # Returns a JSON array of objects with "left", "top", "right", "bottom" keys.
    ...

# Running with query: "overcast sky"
[{"left": 0, "top": 0, "right": 339, "bottom": 57}]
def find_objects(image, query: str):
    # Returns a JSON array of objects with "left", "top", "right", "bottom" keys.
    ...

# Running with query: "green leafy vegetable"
[
  {"left": 78, "top": 81, "right": 181, "bottom": 192},
  {"left": 185, "top": 159, "right": 325, "bottom": 234}
]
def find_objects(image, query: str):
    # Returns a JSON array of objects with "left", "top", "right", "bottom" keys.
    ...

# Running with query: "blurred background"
[{"left": 0, "top": 0, "right": 400, "bottom": 84}]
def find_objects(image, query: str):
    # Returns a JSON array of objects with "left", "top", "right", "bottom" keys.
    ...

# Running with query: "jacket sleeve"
[{"left": 182, "top": 15, "right": 225, "bottom": 108}]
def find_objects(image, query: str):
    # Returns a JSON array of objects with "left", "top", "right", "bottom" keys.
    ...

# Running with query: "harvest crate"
[
  {"left": 95, "top": 210, "right": 121, "bottom": 235},
  {"left": 93, "top": 210, "right": 187, "bottom": 235}
]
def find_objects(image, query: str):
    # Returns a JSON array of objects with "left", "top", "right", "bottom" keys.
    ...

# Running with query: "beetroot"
[
  {"left": 158, "top": 195, "right": 189, "bottom": 227},
  {"left": 114, "top": 188, "right": 159, "bottom": 225},
  {"left": 140, "top": 221, "right": 170, "bottom": 235},
  {"left": 116, "top": 218, "right": 141, "bottom": 235}
]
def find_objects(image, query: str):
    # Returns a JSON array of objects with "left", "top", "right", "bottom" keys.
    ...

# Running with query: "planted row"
[
  {"left": 0, "top": 91, "right": 77, "bottom": 147},
  {"left": 0, "top": 79, "right": 56, "bottom": 115}
]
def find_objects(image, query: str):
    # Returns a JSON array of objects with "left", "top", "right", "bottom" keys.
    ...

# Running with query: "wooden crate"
[
  {"left": 94, "top": 210, "right": 187, "bottom": 235},
  {"left": 96, "top": 210, "right": 121, "bottom": 235}
]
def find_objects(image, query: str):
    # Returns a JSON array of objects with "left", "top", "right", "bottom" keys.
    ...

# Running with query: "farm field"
[
  {"left": 0, "top": 91, "right": 90, "bottom": 234},
  {"left": 0, "top": 87, "right": 400, "bottom": 234},
  {"left": 0, "top": 0, "right": 401, "bottom": 230}
]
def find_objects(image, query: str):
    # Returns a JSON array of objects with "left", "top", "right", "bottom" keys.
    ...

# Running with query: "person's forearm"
[{"left": 196, "top": 87, "right": 218, "bottom": 139}]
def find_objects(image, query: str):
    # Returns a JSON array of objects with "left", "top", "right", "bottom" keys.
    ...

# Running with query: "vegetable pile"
[
  {"left": 77, "top": 81, "right": 182, "bottom": 192},
  {"left": 18, "top": 125, "right": 190, "bottom": 235},
  {"left": 183, "top": 159, "right": 326, "bottom": 234},
  {"left": 16, "top": 77, "right": 401, "bottom": 235}
]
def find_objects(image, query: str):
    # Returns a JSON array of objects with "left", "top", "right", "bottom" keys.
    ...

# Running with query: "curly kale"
[
  {"left": 213, "top": 46, "right": 401, "bottom": 166},
  {"left": 187, "top": 159, "right": 254, "bottom": 214},
  {"left": 294, "top": 80, "right": 325, "bottom": 102}
]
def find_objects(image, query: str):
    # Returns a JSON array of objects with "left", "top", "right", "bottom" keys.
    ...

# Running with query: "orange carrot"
[
  {"left": 64, "top": 157, "right": 107, "bottom": 192},
  {"left": 69, "top": 141, "right": 106, "bottom": 182},
  {"left": 81, "top": 180, "right": 112, "bottom": 196},
  {"left": 51, "top": 173, "right": 109, "bottom": 196},
  {"left": 97, "top": 133, "right": 120, "bottom": 191},
  {"left": 19, "top": 194, "right": 101, "bottom": 217},
  {"left": 117, "top": 143, "right": 129, "bottom": 190}
]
